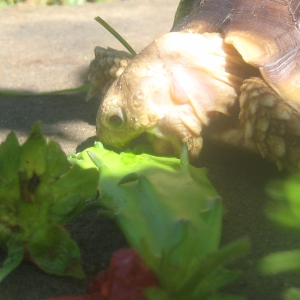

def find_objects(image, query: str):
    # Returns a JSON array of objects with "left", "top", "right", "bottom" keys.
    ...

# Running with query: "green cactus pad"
[{"left": 70, "top": 142, "right": 249, "bottom": 299}]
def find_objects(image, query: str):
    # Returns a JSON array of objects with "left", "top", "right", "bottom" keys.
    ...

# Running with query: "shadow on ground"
[
  {"left": 0, "top": 104, "right": 299, "bottom": 299},
  {"left": 1, "top": 1, "right": 300, "bottom": 299},
  {"left": 0, "top": 92, "right": 101, "bottom": 154}
]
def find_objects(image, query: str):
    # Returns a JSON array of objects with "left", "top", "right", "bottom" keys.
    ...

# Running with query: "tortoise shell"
[{"left": 172, "top": 0, "right": 300, "bottom": 111}]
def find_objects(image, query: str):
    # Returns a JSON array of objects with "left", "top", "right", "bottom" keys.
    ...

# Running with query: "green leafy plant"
[
  {"left": 69, "top": 142, "right": 249, "bottom": 300},
  {"left": 0, "top": 123, "right": 99, "bottom": 281},
  {"left": 259, "top": 174, "right": 300, "bottom": 299}
]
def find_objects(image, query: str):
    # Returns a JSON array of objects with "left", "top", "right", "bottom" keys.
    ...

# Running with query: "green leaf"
[
  {"left": 175, "top": 238, "right": 249, "bottom": 298},
  {"left": 19, "top": 122, "right": 47, "bottom": 178},
  {"left": 0, "top": 132, "right": 21, "bottom": 216},
  {"left": 87, "top": 151, "right": 105, "bottom": 169},
  {"left": 0, "top": 132, "right": 20, "bottom": 186},
  {"left": 284, "top": 288, "right": 300, "bottom": 300},
  {"left": 266, "top": 174, "right": 300, "bottom": 229},
  {"left": 49, "top": 165, "right": 99, "bottom": 223},
  {"left": 27, "top": 224, "right": 85, "bottom": 278},
  {"left": 42, "top": 139, "right": 71, "bottom": 182},
  {"left": 259, "top": 250, "right": 300, "bottom": 274},
  {"left": 71, "top": 142, "right": 246, "bottom": 298},
  {"left": 94, "top": 16, "right": 137, "bottom": 56},
  {"left": 144, "top": 287, "right": 170, "bottom": 300},
  {"left": 261, "top": 165, "right": 300, "bottom": 298},
  {"left": 204, "top": 268, "right": 244, "bottom": 297},
  {"left": 0, "top": 83, "right": 91, "bottom": 97},
  {"left": 0, "top": 239, "right": 24, "bottom": 282}
]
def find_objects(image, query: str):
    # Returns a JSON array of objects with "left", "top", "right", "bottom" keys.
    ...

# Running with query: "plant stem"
[{"left": 94, "top": 16, "right": 137, "bottom": 56}]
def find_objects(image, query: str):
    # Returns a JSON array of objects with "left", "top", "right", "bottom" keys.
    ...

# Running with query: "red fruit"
[
  {"left": 88, "top": 271, "right": 107, "bottom": 294},
  {"left": 46, "top": 248, "right": 159, "bottom": 300},
  {"left": 88, "top": 248, "right": 159, "bottom": 300}
]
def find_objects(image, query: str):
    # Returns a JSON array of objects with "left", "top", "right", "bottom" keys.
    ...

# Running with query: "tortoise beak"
[{"left": 96, "top": 121, "right": 144, "bottom": 150}]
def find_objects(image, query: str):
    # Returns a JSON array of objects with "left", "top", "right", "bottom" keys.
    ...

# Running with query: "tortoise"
[{"left": 87, "top": 0, "right": 300, "bottom": 170}]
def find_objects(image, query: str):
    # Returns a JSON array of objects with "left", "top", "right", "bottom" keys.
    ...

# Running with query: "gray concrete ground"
[
  {"left": 0, "top": 1, "right": 299, "bottom": 300},
  {"left": 0, "top": 0, "right": 176, "bottom": 154}
]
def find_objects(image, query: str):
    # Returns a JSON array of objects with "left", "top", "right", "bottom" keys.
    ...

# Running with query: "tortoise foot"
[
  {"left": 240, "top": 77, "right": 300, "bottom": 170},
  {"left": 86, "top": 47, "right": 133, "bottom": 101}
]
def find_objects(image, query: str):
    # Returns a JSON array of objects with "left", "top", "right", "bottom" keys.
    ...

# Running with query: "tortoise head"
[
  {"left": 96, "top": 32, "right": 243, "bottom": 159},
  {"left": 96, "top": 42, "right": 170, "bottom": 151}
]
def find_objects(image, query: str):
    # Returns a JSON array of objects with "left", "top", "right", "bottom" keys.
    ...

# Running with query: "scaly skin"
[
  {"left": 94, "top": 32, "right": 249, "bottom": 160},
  {"left": 86, "top": 47, "right": 132, "bottom": 101},
  {"left": 88, "top": 36, "right": 300, "bottom": 170}
]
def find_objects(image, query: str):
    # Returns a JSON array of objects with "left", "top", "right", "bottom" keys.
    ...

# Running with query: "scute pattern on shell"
[{"left": 173, "top": 0, "right": 300, "bottom": 111}]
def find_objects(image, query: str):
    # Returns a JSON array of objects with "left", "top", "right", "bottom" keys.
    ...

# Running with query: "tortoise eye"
[
  {"left": 109, "top": 115, "right": 123, "bottom": 127},
  {"left": 105, "top": 108, "right": 126, "bottom": 130}
]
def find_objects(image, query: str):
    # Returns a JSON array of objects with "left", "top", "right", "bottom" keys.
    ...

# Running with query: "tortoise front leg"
[
  {"left": 211, "top": 77, "right": 300, "bottom": 170},
  {"left": 86, "top": 46, "right": 133, "bottom": 101}
]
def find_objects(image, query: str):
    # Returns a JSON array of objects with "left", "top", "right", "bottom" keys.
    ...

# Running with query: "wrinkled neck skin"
[{"left": 97, "top": 32, "right": 247, "bottom": 159}]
